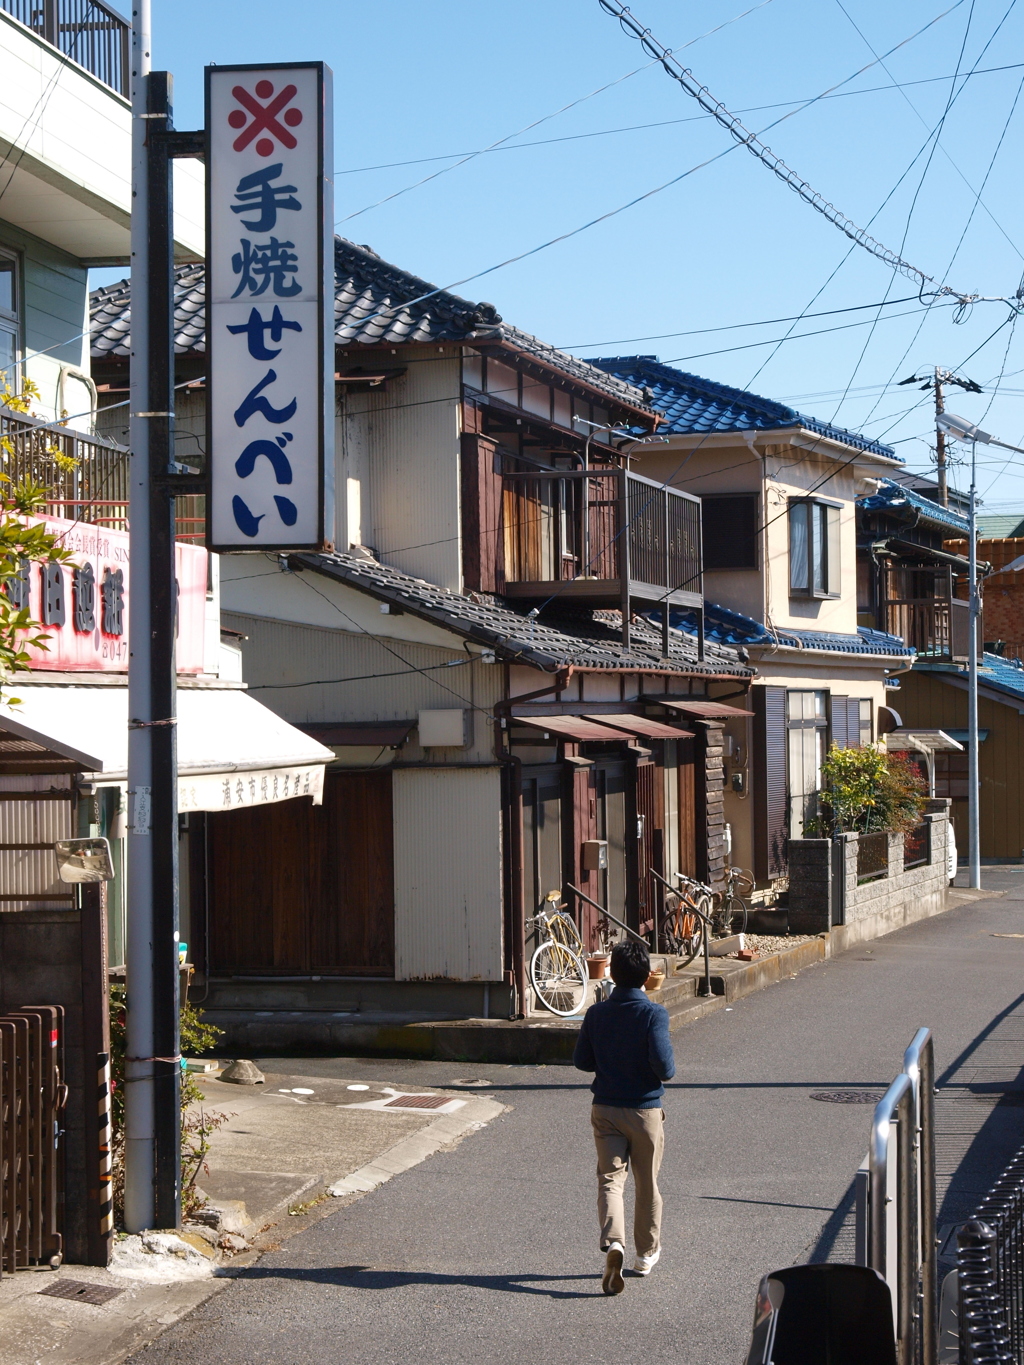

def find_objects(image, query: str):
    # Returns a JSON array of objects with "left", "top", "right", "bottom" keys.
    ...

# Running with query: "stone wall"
[{"left": 788, "top": 806, "right": 949, "bottom": 940}]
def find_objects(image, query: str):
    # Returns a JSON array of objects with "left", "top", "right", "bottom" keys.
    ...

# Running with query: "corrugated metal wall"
[
  {"left": 898, "top": 669, "right": 1024, "bottom": 861},
  {"left": 393, "top": 767, "right": 503, "bottom": 981},
  {"left": 223, "top": 611, "right": 503, "bottom": 765},
  {"left": 340, "top": 349, "right": 463, "bottom": 590},
  {"left": 0, "top": 781, "right": 74, "bottom": 910}
]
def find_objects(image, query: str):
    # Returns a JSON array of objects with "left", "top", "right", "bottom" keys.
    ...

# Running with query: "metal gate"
[{"left": 0, "top": 1006, "right": 65, "bottom": 1272}]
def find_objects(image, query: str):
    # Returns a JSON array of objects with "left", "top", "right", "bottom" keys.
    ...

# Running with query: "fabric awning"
[
  {"left": 584, "top": 714, "right": 694, "bottom": 740},
  {"left": 660, "top": 699, "right": 755, "bottom": 718},
  {"left": 512, "top": 715, "right": 633, "bottom": 741},
  {"left": 0, "top": 685, "right": 334, "bottom": 811}
]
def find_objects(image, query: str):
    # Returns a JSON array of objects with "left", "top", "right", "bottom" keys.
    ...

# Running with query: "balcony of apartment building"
[
  {"left": 0, "top": 0, "right": 129, "bottom": 97},
  {"left": 0, "top": 0, "right": 202, "bottom": 268},
  {"left": 500, "top": 460, "right": 703, "bottom": 636}
]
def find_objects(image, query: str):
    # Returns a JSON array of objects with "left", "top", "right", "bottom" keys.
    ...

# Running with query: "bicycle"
[
  {"left": 713, "top": 865, "right": 754, "bottom": 936},
  {"left": 528, "top": 891, "right": 588, "bottom": 1017},
  {"left": 660, "top": 873, "right": 715, "bottom": 966}
]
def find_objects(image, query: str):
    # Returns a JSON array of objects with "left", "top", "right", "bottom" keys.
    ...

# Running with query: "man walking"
[{"left": 573, "top": 939, "right": 675, "bottom": 1296}]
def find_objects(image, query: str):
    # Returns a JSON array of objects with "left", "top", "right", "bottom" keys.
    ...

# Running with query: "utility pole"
[
  {"left": 933, "top": 365, "right": 948, "bottom": 509},
  {"left": 968, "top": 445, "right": 981, "bottom": 890},
  {"left": 899, "top": 368, "right": 982, "bottom": 509},
  {"left": 126, "top": 1, "right": 196, "bottom": 1232}
]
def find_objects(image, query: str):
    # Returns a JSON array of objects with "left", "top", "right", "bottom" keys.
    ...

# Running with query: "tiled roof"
[
  {"left": 918, "top": 652, "right": 1024, "bottom": 702},
  {"left": 291, "top": 551, "right": 752, "bottom": 677},
  {"left": 661, "top": 601, "right": 914, "bottom": 657},
  {"left": 977, "top": 513, "right": 1024, "bottom": 538},
  {"left": 858, "top": 478, "right": 970, "bottom": 535},
  {"left": 591, "top": 355, "right": 900, "bottom": 461},
  {"left": 89, "top": 240, "right": 651, "bottom": 413}
]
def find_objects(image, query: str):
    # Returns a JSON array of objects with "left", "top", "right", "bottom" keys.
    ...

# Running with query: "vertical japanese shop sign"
[{"left": 207, "top": 63, "right": 334, "bottom": 550}]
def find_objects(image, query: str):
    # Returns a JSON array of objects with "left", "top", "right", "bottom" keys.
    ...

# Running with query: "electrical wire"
[
  {"left": 335, "top": 0, "right": 776, "bottom": 223},
  {"left": 833, "top": 0, "right": 1024, "bottom": 262},
  {"left": 597, "top": 0, "right": 985, "bottom": 305},
  {"left": 333, "top": 62, "right": 1024, "bottom": 177}
]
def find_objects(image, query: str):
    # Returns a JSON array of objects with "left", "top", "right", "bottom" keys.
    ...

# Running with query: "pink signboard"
[{"left": 17, "top": 518, "right": 208, "bottom": 674}]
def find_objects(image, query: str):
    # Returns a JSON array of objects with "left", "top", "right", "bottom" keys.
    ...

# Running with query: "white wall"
[
  {"left": 393, "top": 767, "right": 504, "bottom": 982},
  {"left": 0, "top": 10, "right": 203, "bottom": 263}
]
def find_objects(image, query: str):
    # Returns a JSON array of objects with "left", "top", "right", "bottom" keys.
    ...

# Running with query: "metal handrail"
[
  {"left": 903, "top": 1027, "right": 937, "bottom": 1365},
  {"left": 565, "top": 883, "right": 648, "bottom": 948},
  {"left": 870, "top": 1070, "right": 920, "bottom": 1365}
]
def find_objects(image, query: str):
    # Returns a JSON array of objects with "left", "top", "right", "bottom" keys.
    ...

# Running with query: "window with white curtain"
[{"left": 789, "top": 498, "right": 841, "bottom": 598}]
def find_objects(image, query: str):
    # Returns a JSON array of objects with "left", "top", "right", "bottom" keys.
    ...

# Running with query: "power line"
[
  {"left": 597, "top": 0, "right": 990, "bottom": 306},
  {"left": 336, "top": 0, "right": 776, "bottom": 225},
  {"left": 333, "top": 62, "right": 1024, "bottom": 177}
]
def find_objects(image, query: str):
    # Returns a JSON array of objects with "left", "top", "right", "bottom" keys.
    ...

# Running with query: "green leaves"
[{"left": 814, "top": 743, "right": 928, "bottom": 837}]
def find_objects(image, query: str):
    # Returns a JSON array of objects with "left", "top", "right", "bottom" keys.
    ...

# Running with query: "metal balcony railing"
[
  {"left": 501, "top": 465, "right": 702, "bottom": 615},
  {"left": 0, "top": 408, "right": 202, "bottom": 541},
  {"left": 0, "top": 0, "right": 129, "bottom": 98}
]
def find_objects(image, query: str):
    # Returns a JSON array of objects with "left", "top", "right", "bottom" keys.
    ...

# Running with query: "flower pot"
[
  {"left": 645, "top": 970, "right": 666, "bottom": 993},
  {"left": 586, "top": 954, "right": 611, "bottom": 979}
]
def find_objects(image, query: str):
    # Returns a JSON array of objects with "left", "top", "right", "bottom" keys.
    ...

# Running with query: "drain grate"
[
  {"left": 39, "top": 1279, "right": 124, "bottom": 1306},
  {"left": 383, "top": 1094, "right": 449, "bottom": 1110},
  {"left": 810, "top": 1090, "right": 887, "bottom": 1105}
]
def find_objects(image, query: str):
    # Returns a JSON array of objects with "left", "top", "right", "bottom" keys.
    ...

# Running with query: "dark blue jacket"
[{"left": 573, "top": 986, "right": 676, "bottom": 1109}]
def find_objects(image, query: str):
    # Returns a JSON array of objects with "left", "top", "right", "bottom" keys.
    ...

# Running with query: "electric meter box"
[{"left": 582, "top": 839, "right": 609, "bottom": 871}]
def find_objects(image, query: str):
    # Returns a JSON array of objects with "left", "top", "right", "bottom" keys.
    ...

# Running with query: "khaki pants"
[{"left": 590, "top": 1104, "right": 665, "bottom": 1256}]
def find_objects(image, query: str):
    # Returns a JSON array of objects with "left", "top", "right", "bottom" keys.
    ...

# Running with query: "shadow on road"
[{"left": 237, "top": 1264, "right": 603, "bottom": 1299}]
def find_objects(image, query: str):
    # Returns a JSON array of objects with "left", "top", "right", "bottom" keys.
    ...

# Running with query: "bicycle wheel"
[
  {"left": 662, "top": 902, "right": 704, "bottom": 966},
  {"left": 722, "top": 893, "right": 748, "bottom": 935},
  {"left": 530, "top": 941, "right": 588, "bottom": 1016}
]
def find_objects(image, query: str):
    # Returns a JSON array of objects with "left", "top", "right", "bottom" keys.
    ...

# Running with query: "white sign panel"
[{"left": 207, "top": 63, "right": 334, "bottom": 551}]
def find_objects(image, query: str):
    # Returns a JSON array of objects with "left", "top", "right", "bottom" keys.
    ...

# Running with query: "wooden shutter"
[
  {"left": 460, "top": 433, "right": 504, "bottom": 593},
  {"left": 753, "top": 686, "right": 788, "bottom": 879},
  {"left": 677, "top": 736, "right": 697, "bottom": 877},
  {"left": 826, "top": 504, "right": 841, "bottom": 596}
]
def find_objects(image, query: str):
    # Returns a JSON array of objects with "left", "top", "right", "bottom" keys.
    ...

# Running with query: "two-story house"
[
  {"left": 592, "top": 357, "right": 916, "bottom": 895},
  {"left": 91, "top": 240, "right": 756, "bottom": 1037}
]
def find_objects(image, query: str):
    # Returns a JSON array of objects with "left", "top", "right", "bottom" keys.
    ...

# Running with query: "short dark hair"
[{"left": 610, "top": 939, "right": 650, "bottom": 989}]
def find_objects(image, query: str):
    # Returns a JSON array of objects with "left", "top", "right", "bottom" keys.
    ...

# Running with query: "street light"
[{"left": 936, "top": 412, "right": 1024, "bottom": 890}]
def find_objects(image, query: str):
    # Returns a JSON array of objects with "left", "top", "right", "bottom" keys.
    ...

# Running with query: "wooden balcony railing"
[
  {"left": 1, "top": 0, "right": 130, "bottom": 97},
  {"left": 0, "top": 408, "right": 202, "bottom": 541},
  {"left": 884, "top": 595, "right": 970, "bottom": 662},
  {"left": 501, "top": 465, "right": 702, "bottom": 622}
]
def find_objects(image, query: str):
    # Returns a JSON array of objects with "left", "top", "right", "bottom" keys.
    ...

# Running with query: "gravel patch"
[{"left": 744, "top": 933, "right": 816, "bottom": 956}]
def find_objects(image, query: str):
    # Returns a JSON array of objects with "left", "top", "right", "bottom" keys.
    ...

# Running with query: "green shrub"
[{"left": 807, "top": 744, "right": 927, "bottom": 837}]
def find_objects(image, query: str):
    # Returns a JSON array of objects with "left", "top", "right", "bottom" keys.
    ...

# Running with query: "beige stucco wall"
[{"left": 629, "top": 432, "right": 897, "bottom": 636}]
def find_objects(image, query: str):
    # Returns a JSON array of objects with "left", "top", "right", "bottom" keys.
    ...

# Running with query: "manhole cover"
[
  {"left": 39, "top": 1279, "right": 124, "bottom": 1306},
  {"left": 383, "top": 1094, "right": 449, "bottom": 1110},
  {"left": 810, "top": 1091, "right": 887, "bottom": 1105}
]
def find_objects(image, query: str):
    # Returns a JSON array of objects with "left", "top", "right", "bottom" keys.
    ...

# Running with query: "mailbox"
[{"left": 582, "top": 839, "right": 609, "bottom": 871}]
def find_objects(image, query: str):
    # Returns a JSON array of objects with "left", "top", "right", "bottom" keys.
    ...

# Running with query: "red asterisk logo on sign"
[{"left": 228, "top": 80, "right": 304, "bottom": 158}]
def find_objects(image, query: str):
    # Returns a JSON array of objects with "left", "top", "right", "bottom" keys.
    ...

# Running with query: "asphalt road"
[{"left": 130, "top": 873, "right": 1024, "bottom": 1365}]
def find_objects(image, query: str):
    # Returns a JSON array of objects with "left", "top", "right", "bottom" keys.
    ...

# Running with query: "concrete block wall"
[{"left": 787, "top": 810, "right": 949, "bottom": 937}]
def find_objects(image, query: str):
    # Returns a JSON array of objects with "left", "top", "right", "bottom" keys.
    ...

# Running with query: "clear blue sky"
[{"left": 98, "top": 0, "right": 1024, "bottom": 508}]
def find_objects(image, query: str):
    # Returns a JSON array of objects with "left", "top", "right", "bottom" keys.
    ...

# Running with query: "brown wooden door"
[
  {"left": 207, "top": 771, "right": 394, "bottom": 976},
  {"left": 635, "top": 760, "right": 657, "bottom": 937},
  {"left": 572, "top": 765, "right": 602, "bottom": 950},
  {"left": 677, "top": 736, "right": 697, "bottom": 878}
]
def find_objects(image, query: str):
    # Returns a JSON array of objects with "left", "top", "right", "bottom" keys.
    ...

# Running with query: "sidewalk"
[{"left": 0, "top": 1070, "right": 503, "bottom": 1365}]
